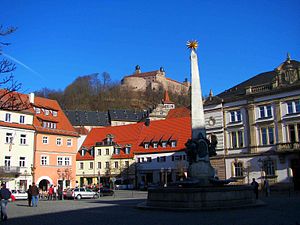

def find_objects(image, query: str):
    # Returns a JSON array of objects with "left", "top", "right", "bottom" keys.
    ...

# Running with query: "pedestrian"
[
  {"left": 251, "top": 178, "right": 259, "bottom": 199},
  {"left": 48, "top": 185, "right": 54, "bottom": 200},
  {"left": 53, "top": 185, "right": 57, "bottom": 200},
  {"left": 264, "top": 179, "right": 270, "bottom": 197},
  {"left": 27, "top": 185, "right": 32, "bottom": 207},
  {"left": 30, "top": 182, "right": 39, "bottom": 207},
  {"left": 57, "top": 184, "right": 63, "bottom": 200},
  {"left": 0, "top": 183, "right": 12, "bottom": 221}
]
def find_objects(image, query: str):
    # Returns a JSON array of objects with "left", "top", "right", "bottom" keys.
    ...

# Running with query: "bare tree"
[{"left": 0, "top": 25, "right": 27, "bottom": 110}]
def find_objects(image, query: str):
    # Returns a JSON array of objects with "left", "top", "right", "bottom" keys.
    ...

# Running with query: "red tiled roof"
[
  {"left": 166, "top": 107, "right": 191, "bottom": 119},
  {"left": 76, "top": 149, "right": 94, "bottom": 161},
  {"left": 75, "top": 127, "right": 89, "bottom": 135},
  {"left": 0, "top": 90, "right": 78, "bottom": 137},
  {"left": 78, "top": 117, "right": 192, "bottom": 160},
  {"left": 125, "top": 70, "right": 159, "bottom": 78},
  {"left": 32, "top": 96, "right": 78, "bottom": 137},
  {"left": 0, "top": 121, "right": 35, "bottom": 130}
]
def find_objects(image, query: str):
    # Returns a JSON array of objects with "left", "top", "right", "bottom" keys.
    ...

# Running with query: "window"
[
  {"left": 114, "top": 148, "right": 120, "bottom": 155},
  {"left": 263, "top": 159, "right": 276, "bottom": 176},
  {"left": 288, "top": 123, "right": 300, "bottom": 143},
  {"left": 5, "top": 133, "right": 13, "bottom": 144},
  {"left": 230, "top": 110, "right": 242, "bottom": 123},
  {"left": 42, "top": 136, "right": 48, "bottom": 144},
  {"left": 234, "top": 161, "right": 244, "bottom": 177},
  {"left": 5, "top": 113, "right": 11, "bottom": 122},
  {"left": 125, "top": 146, "right": 131, "bottom": 154},
  {"left": 153, "top": 143, "right": 158, "bottom": 148},
  {"left": 53, "top": 111, "right": 58, "bottom": 117},
  {"left": 171, "top": 141, "right": 177, "bottom": 147},
  {"left": 45, "top": 109, "right": 49, "bottom": 115},
  {"left": 261, "top": 127, "right": 275, "bottom": 145},
  {"left": 19, "top": 115, "right": 25, "bottom": 124},
  {"left": 97, "top": 149, "right": 101, "bottom": 155},
  {"left": 157, "top": 156, "right": 166, "bottom": 162},
  {"left": 144, "top": 143, "right": 149, "bottom": 149},
  {"left": 41, "top": 156, "right": 48, "bottom": 165},
  {"left": 65, "top": 157, "right": 70, "bottom": 166},
  {"left": 230, "top": 130, "right": 244, "bottom": 148},
  {"left": 125, "top": 161, "right": 129, "bottom": 167},
  {"left": 56, "top": 138, "right": 62, "bottom": 146},
  {"left": 105, "top": 162, "right": 109, "bottom": 169},
  {"left": 97, "top": 162, "right": 101, "bottom": 169},
  {"left": 89, "top": 162, "right": 93, "bottom": 169},
  {"left": 287, "top": 100, "right": 300, "bottom": 114},
  {"left": 106, "top": 149, "right": 109, "bottom": 155},
  {"left": 20, "top": 134, "right": 26, "bottom": 145},
  {"left": 4, "top": 156, "right": 11, "bottom": 167},
  {"left": 259, "top": 105, "right": 272, "bottom": 119},
  {"left": 115, "top": 161, "right": 119, "bottom": 169},
  {"left": 67, "top": 138, "right": 72, "bottom": 147},
  {"left": 57, "top": 157, "right": 63, "bottom": 166},
  {"left": 19, "top": 157, "right": 25, "bottom": 167},
  {"left": 35, "top": 108, "right": 41, "bottom": 114},
  {"left": 162, "top": 142, "right": 167, "bottom": 148},
  {"left": 80, "top": 162, "right": 84, "bottom": 170},
  {"left": 146, "top": 157, "right": 152, "bottom": 162}
]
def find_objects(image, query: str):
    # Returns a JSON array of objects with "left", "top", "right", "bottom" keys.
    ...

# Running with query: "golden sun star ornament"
[{"left": 186, "top": 40, "right": 198, "bottom": 50}]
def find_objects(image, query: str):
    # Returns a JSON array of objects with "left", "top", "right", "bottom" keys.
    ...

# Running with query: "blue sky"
[{"left": 1, "top": 0, "right": 299, "bottom": 96}]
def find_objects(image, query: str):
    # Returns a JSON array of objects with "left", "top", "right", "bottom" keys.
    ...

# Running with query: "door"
[{"left": 291, "top": 159, "right": 300, "bottom": 190}]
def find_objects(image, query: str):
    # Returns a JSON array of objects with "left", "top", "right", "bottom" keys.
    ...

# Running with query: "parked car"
[
  {"left": 63, "top": 188, "right": 74, "bottom": 199},
  {"left": 66, "top": 188, "right": 99, "bottom": 200},
  {"left": 10, "top": 190, "right": 28, "bottom": 200},
  {"left": 99, "top": 187, "right": 114, "bottom": 196}
]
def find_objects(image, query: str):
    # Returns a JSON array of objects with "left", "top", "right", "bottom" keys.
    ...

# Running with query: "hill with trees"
[{"left": 35, "top": 72, "right": 190, "bottom": 111}]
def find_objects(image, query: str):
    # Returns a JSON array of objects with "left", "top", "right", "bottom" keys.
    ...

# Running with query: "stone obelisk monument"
[{"left": 186, "top": 41, "right": 215, "bottom": 185}]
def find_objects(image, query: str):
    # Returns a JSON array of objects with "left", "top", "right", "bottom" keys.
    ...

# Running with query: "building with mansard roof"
[{"left": 208, "top": 54, "right": 300, "bottom": 190}]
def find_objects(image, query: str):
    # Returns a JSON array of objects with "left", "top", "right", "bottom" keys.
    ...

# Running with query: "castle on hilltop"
[{"left": 120, "top": 65, "right": 190, "bottom": 94}]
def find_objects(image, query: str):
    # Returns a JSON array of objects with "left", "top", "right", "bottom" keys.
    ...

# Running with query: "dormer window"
[
  {"left": 153, "top": 142, "right": 158, "bottom": 148},
  {"left": 171, "top": 141, "right": 177, "bottom": 147},
  {"left": 35, "top": 108, "right": 41, "bottom": 114},
  {"left": 144, "top": 143, "right": 149, "bottom": 149},
  {"left": 81, "top": 148, "right": 86, "bottom": 156},
  {"left": 114, "top": 148, "right": 121, "bottom": 155},
  {"left": 106, "top": 134, "right": 114, "bottom": 145},
  {"left": 125, "top": 145, "right": 131, "bottom": 154},
  {"left": 162, "top": 142, "right": 167, "bottom": 148},
  {"left": 53, "top": 111, "right": 58, "bottom": 117},
  {"left": 45, "top": 109, "right": 49, "bottom": 116}
]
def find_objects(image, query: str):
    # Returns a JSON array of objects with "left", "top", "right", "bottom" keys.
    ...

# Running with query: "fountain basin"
[{"left": 140, "top": 185, "right": 264, "bottom": 210}]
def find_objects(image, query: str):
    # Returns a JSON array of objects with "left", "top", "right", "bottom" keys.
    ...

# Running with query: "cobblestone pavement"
[{"left": 3, "top": 191, "right": 300, "bottom": 225}]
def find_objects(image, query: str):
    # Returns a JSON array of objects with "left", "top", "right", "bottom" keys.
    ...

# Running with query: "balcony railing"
[
  {"left": 276, "top": 142, "right": 300, "bottom": 152},
  {"left": 0, "top": 166, "right": 21, "bottom": 178}
]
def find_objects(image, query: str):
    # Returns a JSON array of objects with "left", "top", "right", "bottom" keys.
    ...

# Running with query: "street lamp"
[
  {"left": 98, "top": 170, "right": 101, "bottom": 187},
  {"left": 24, "top": 169, "right": 28, "bottom": 191}
]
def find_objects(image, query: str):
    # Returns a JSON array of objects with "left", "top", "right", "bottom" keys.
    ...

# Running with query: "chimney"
[
  {"left": 145, "top": 117, "right": 150, "bottom": 126},
  {"left": 29, "top": 92, "right": 35, "bottom": 104}
]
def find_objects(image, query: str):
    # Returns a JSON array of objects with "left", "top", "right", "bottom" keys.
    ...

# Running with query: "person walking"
[
  {"left": 48, "top": 185, "right": 54, "bottom": 200},
  {"left": 27, "top": 185, "right": 32, "bottom": 207},
  {"left": 30, "top": 182, "right": 39, "bottom": 207},
  {"left": 0, "top": 183, "right": 11, "bottom": 221},
  {"left": 251, "top": 178, "right": 259, "bottom": 199},
  {"left": 53, "top": 185, "right": 57, "bottom": 200},
  {"left": 264, "top": 179, "right": 270, "bottom": 197}
]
